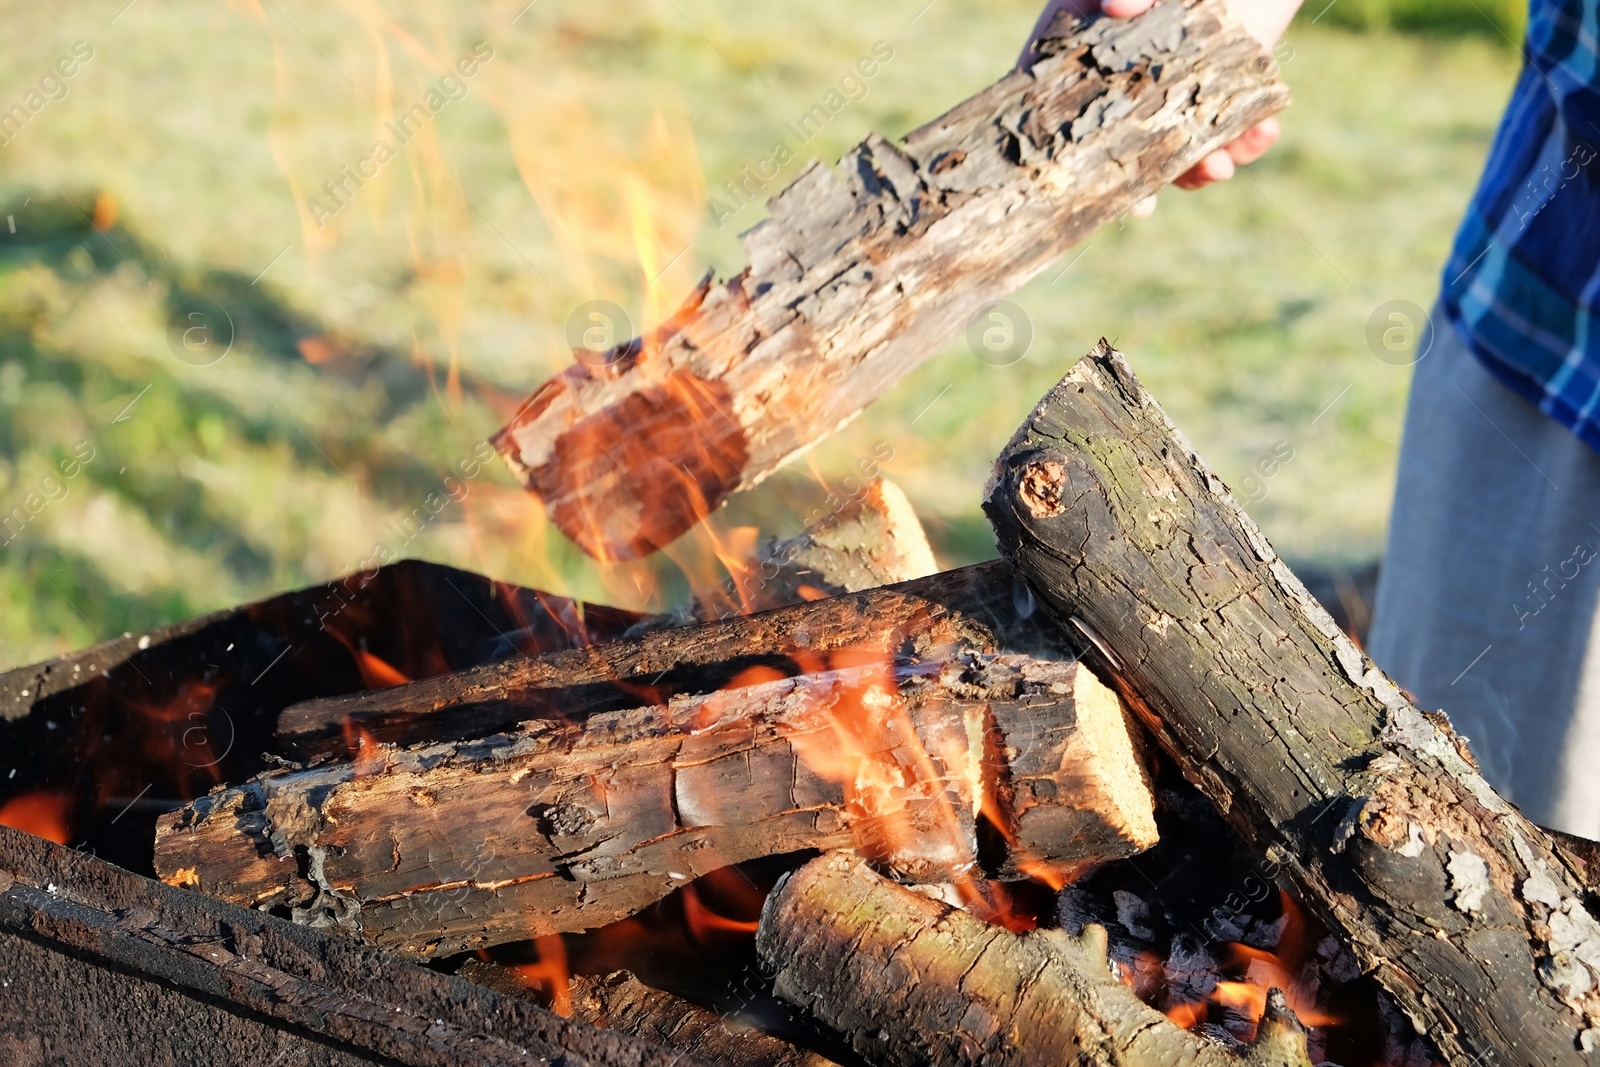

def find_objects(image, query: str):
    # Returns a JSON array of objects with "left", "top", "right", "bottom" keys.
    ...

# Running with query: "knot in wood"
[{"left": 1017, "top": 458, "right": 1068, "bottom": 518}]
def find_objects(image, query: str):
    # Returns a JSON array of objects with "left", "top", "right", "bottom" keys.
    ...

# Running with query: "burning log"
[
  {"left": 642, "top": 476, "right": 939, "bottom": 629},
  {"left": 458, "top": 963, "right": 844, "bottom": 1067},
  {"left": 492, "top": 0, "right": 1288, "bottom": 560},
  {"left": 155, "top": 652, "right": 1155, "bottom": 957},
  {"left": 984, "top": 342, "right": 1600, "bottom": 1063},
  {"left": 0, "top": 558, "right": 638, "bottom": 873},
  {"left": 275, "top": 560, "right": 1059, "bottom": 759},
  {"left": 756, "top": 851, "right": 1316, "bottom": 1067}
]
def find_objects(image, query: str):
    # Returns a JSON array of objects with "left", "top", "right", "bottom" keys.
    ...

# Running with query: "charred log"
[
  {"left": 492, "top": 0, "right": 1288, "bottom": 560},
  {"left": 275, "top": 561, "right": 1066, "bottom": 760},
  {"left": 984, "top": 341, "right": 1600, "bottom": 1063},
  {"left": 158, "top": 653, "right": 1155, "bottom": 957},
  {"left": 756, "top": 851, "right": 1315, "bottom": 1067}
]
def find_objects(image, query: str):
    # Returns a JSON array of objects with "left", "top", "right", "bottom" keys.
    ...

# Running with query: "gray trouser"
[{"left": 1368, "top": 309, "right": 1600, "bottom": 838}]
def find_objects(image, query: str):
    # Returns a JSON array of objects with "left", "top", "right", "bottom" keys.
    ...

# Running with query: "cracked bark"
[
  {"left": 984, "top": 341, "right": 1600, "bottom": 1063},
  {"left": 491, "top": 0, "right": 1288, "bottom": 561},
  {"left": 156, "top": 651, "right": 1156, "bottom": 957},
  {"left": 458, "top": 963, "right": 845, "bottom": 1067},
  {"left": 275, "top": 560, "right": 1064, "bottom": 760},
  {"left": 757, "top": 851, "right": 1316, "bottom": 1067}
]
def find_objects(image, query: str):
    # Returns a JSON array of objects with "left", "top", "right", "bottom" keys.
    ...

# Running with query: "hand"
[{"left": 1021, "top": 0, "right": 1300, "bottom": 207}]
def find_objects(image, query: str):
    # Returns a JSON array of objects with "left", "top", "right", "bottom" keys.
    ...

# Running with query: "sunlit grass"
[{"left": 0, "top": 0, "right": 1520, "bottom": 667}]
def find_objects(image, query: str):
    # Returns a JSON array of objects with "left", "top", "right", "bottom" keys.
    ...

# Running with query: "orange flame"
[
  {"left": 0, "top": 791, "right": 72, "bottom": 844},
  {"left": 507, "top": 935, "right": 572, "bottom": 1017},
  {"left": 1166, "top": 890, "right": 1347, "bottom": 1038},
  {"left": 682, "top": 883, "right": 760, "bottom": 938}
]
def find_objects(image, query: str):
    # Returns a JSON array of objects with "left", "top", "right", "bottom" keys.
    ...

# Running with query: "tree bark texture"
[
  {"left": 756, "top": 851, "right": 1315, "bottom": 1067},
  {"left": 457, "top": 963, "right": 845, "bottom": 1067},
  {"left": 275, "top": 560, "right": 1067, "bottom": 760},
  {"left": 983, "top": 341, "right": 1600, "bottom": 1063},
  {"left": 0, "top": 826, "right": 696, "bottom": 1067},
  {"left": 491, "top": 0, "right": 1288, "bottom": 561},
  {"left": 157, "top": 652, "right": 1155, "bottom": 957}
]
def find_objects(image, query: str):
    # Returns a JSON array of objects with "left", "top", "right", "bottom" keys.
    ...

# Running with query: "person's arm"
[{"left": 1021, "top": 0, "right": 1301, "bottom": 197}]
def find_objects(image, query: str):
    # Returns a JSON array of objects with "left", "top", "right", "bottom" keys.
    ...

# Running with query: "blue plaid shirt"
[{"left": 1442, "top": 0, "right": 1600, "bottom": 452}]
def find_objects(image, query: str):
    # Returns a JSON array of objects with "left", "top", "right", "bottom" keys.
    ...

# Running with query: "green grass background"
[{"left": 0, "top": 0, "right": 1523, "bottom": 668}]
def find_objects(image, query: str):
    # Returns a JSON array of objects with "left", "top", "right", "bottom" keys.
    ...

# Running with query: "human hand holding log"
[{"left": 492, "top": 0, "right": 1288, "bottom": 561}]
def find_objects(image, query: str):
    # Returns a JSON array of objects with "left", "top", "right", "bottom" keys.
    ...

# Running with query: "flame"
[
  {"left": 297, "top": 336, "right": 340, "bottom": 365},
  {"left": 0, "top": 791, "right": 72, "bottom": 844},
  {"left": 325, "top": 620, "right": 411, "bottom": 690},
  {"left": 507, "top": 935, "right": 572, "bottom": 1017},
  {"left": 1165, "top": 1000, "right": 1206, "bottom": 1028},
  {"left": 1164, "top": 890, "right": 1346, "bottom": 1038},
  {"left": 341, "top": 719, "right": 387, "bottom": 776},
  {"left": 682, "top": 882, "right": 760, "bottom": 938},
  {"left": 91, "top": 192, "right": 118, "bottom": 231}
]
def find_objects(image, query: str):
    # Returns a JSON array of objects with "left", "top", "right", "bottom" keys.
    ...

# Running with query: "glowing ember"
[{"left": 0, "top": 790, "right": 72, "bottom": 845}]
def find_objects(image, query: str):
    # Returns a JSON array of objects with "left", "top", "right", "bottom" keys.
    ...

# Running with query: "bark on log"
[
  {"left": 458, "top": 963, "right": 844, "bottom": 1067},
  {"left": 642, "top": 477, "right": 939, "bottom": 630},
  {"left": 491, "top": 0, "right": 1288, "bottom": 561},
  {"left": 983, "top": 341, "right": 1600, "bottom": 1062},
  {"left": 276, "top": 560, "right": 1062, "bottom": 759},
  {"left": 157, "top": 652, "right": 1155, "bottom": 957},
  {"left": 0, "top": 826, "right": 695, "bottom": 1067},
  {"left": 757, "top": 851, "right": 1315, "bottom": 1067}
]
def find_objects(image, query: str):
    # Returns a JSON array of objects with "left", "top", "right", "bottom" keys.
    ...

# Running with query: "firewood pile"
[{"left": 6, "top": 1, "right": 1600, "bottom": 1065}]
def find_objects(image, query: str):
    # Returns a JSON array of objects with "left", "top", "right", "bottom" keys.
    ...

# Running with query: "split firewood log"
[
  {"left": 641, "top": 477, "right": 939, "bottom": 630},
  {"left": 491, "top": 0, "right": 1288, "bottom": 560},
  {"left": 457, "top": 962, "right": 844, "bottom": 1067},
  {"left": 757, "top": 851, "right": 1315, "bottom": 1067},
  {"left": 275, "top": 560, "right": 1062, "bottom": 759},
  {"left": 157, "top": 651, "right": 1156, "bottom": 957},
  {"left": 983, "top": 341, "right": 1600, "bottom": 1063}
]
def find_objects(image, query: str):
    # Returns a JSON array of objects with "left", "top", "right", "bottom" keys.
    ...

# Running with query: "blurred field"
[{"left": 0, "top": 0, "right": 1520, "bottom": 668}]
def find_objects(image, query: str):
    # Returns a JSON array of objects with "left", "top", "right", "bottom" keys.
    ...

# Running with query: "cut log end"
[
  {"left": 983, "top": 340, "right": 1600, "bottom": 1064},
  {"left": 156, "top": 649, "right": 1155, "bottom": 957}
]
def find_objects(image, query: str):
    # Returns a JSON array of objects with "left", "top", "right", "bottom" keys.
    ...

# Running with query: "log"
[
  {"left": 983, "top": 341, "right": 1600, "bottom": 1063},
  {"left": 275, "top": 560, "right": 1062, "bottom": 759},
  {"left": 0, "top": 826, "right": 694, "bottom": 1067},
  {"left": 643, "top": 476, "right": 939, "bottom": 629},
  {"left": 492, "top": 0, "right": 1288, "bottom": 560},
  {"left": 756, "top": 851, "right": 1316, "bottom": 1067},
  {"left": 458, "top": 963, "right": 844, "bottom": 1067},
  {"left": 0, "top": 558, "right": 638, "bottom": 874},
  {"left": 157, "top": 652, "right": 1156, "bottom": 957}
]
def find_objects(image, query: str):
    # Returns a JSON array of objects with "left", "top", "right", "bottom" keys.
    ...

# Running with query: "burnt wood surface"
[
  {"left": 0, "top": 559, "right": 638, "bottom": 874},
  {"left": 157, "top": 653, "right": 1155, "bottom": 957},
  {"left": 459, "top": 963, "right": 845, "bottom": 1067},
  {"left": 492, "top": 0, "right": 1288, "bottom": 560},
  {"left": 984, "top": 342, "right": 1600, "bottom": 1063},
  {"left": 0, "top": 825, "right": 701, "bottom": 1067},
  {"left": 757, "top": 852, "right": 1315, "bottom": 1067},
  {"left": 275, "top": 560, "right": 1069, "bottom": 759}
]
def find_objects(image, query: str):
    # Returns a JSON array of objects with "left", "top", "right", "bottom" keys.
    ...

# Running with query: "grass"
[{"left": 0, "top": 0, "right": 1522, "bottom": 669}]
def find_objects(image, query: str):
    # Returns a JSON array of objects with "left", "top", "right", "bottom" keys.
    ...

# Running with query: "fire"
[
  {"left": 506, "top": 935, "right": 572, "bottom": 1017},
  {"left": 1166, "top": 889, "right": 1346, "bottom": 1039},
  {"left": 681, "top": 878, "right": 762, "bottom": 939},
  {"left": 0, "top": 791, "right": 72, "bottom": 845},
  {"left": 341, "top": 719, "right": 387, "bottom": 776},
  {"left": 325, "top": 620, "right": 411, "bottom": 690}
]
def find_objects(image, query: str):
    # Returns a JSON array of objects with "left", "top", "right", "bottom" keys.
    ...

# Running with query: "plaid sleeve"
[{"left": 1441, "top": 0, "right": 1600, "bottom": 454}]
